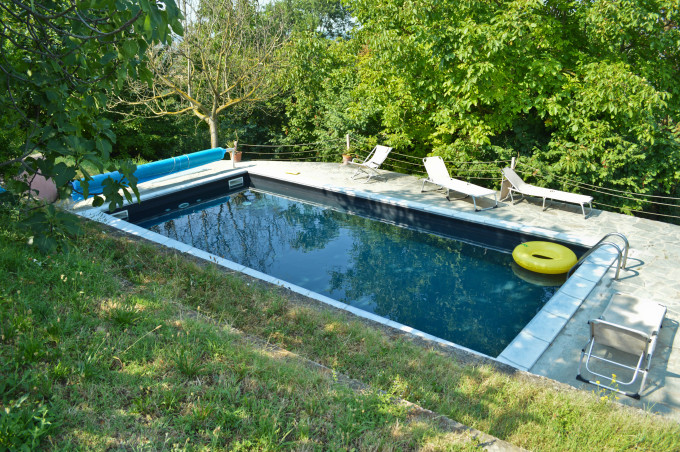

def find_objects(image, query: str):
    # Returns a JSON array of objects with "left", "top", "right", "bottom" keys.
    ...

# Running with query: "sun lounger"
[
  {"left": 501, "top": 167, "right": 593, "bottom": 218},
  {"left": 422, "top": 157, "right": 498, "bottom": 211},
  {"left": 577, "top": 293, "right": 667, "bottom": 399},
  {"left": 350, "top": 145, "right": 393, "bottom": 182}
]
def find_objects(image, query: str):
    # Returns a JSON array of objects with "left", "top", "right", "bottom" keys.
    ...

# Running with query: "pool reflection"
[{"left": 150, "top": 190, "right": 558, "bottom": 356}]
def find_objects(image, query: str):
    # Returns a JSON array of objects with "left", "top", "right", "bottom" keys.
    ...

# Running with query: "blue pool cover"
[{"left": 70, "top": 147, "right": 227, "bottom": 200}]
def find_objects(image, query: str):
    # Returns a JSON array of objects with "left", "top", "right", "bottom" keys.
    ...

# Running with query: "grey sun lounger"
[
  {"left": 422, "top": 157, "right": 498, "bottom": 211},
  {"left": 577, "top": 293, "right": 667, "bottom": 399},
  {"left": 501, "top": 167, "right": 593, "bottom": 218},
  {"left": 350, "top": 145, "right": 393, "bottom": 182}
]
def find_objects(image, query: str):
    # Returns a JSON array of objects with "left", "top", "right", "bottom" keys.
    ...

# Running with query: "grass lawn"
[{"left": 1, "top": 206, "right": 678, "bottom": 450}]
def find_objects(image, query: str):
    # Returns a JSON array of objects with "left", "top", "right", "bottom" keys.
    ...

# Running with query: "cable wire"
[
  {"left": 517, "top": 164, "right": 680, "bottom": 209},
  {"left": 521, "top": 163, "right": 680, "bottom": 201},
  {"left": 245, "top": 148, "right": 320, "bottom": 156},
  {"left": 240, "top": 138, "right": 680, "bottom": 216},
  {"left": 238, "top": 138, "right": 345, "bottom": 148},
  {"left": 593, "top": 201, "right": 680, "bottom": 220}
]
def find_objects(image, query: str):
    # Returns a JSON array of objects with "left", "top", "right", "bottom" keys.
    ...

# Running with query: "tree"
[
  {"left": 340, "top": 0, "right": 680, "bottom": 212},
  {"left": 118, "top": 0, "right": 289, "bottom": 149},
  {"left": 0, "top": 0, "right": 182, "bottom": 250},
  {"left": 274, "top": 0, "right": 355, "bottom": 39},
  {"left": 272, "top": 35, "right": 380, "bottom": 160}
]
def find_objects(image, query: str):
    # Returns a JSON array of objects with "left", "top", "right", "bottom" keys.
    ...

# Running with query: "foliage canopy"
[
  {"left": 0, "top": 0, "right": 182, "bottom": 250},
  {"left": 278, "top": 0, "right": 680, "bottom": 215}
]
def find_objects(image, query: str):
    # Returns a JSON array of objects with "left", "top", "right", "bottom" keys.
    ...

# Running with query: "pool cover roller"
[{"left": 71, "top": 147, "right": 227, "bottom": 200}]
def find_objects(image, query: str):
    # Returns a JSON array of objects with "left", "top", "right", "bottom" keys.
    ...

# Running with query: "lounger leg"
[
  {"left": 576, "top": 340, "right": 592, "bottom": 382},
  {"left": 638, "top": 368, "right": 649, "bottom": 396},
  {"left": 365, "top": 168, "right": 384, "bottom": 183},
  {"left": 351, "top": 165, "right": 380, "bottom": 182},
  {"left": 421, "top": 180, "right": 446, "bottom": 194},
  {"left": 474, "top": 194, "right": 498, "bottom": 212},
  {"left": 582, "top": 202, "right": 593, "bottom": 219},
  {"left": 445, "top": 191, "right": 469, "bottom": 202},
  {"left": 576, "top": 338, "right": 648, "bottom": 399}
]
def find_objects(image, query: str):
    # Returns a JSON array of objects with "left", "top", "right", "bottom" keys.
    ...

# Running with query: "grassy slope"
[{"left": 0, "top": 211, "right": 678, "bottom": 450}]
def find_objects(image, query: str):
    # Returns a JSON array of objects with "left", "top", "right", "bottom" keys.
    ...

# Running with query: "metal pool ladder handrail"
[{"left": 567, "top": 233, "right": 629, "bottom": 280}]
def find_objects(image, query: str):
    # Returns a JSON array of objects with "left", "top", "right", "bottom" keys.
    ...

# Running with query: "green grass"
[{"left": 1, "top": 208, "right": 678, "bottom": 450}]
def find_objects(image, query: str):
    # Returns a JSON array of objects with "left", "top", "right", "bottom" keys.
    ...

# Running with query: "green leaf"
[
  {"left": 100, "top": 52, "right": 117, "bottom": 65},
  {"left": 52, "top": 163, "right": 77, "bottom": 187},
  {"left": 143, "top": 15, "right": 152, "bottom": 35},
  {"left": 122, "top": 40, "right": 139, "bottom": 58},
  {"left": 96, "top": 138, "right": 113, "bottom": 157},
  {"left": 34, "top": 235, "right": 58, "bottom": 254}
]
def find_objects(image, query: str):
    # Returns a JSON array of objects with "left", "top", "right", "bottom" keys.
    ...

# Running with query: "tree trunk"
[{"left": 208, "top": 116, "right": 219, "bottom": 148}]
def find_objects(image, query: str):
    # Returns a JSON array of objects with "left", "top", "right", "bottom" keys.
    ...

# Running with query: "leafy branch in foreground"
[{"left": 0, "top": 0, "right": 183, "bottom": 250}]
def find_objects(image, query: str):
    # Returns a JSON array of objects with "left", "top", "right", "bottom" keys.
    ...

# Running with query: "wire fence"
[
  {"left": 515, "top": 165, "right": 680, "bottom": 205},
  {"left": 234, "top": 136, "right": 680, "bottom": 222},
  {"left": 513, "top": 165, "right": 680, "bottom": 220}
]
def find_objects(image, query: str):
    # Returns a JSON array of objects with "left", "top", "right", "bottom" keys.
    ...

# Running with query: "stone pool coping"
[{"left": 71, "top": 162, "right": 620, "bottom": 369}]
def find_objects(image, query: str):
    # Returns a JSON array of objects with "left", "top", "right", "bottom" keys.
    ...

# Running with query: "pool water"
[{"left": 146, "top": 190, "right": 559, "bottom": 356}]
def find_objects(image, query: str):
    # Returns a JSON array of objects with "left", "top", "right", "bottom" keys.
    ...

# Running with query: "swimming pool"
[{"left": 131, "top": 179, "right": 585, "bottom": 357}]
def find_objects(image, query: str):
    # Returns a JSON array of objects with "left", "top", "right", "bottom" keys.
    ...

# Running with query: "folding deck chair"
[
  {"left": 577, "top": 293, "right": 667, "bottom": 399},
  {"left": 501, "top": 167, "right": 593, "bottom": 218},
  {"left": 350, "top": 145, "right": 393, "bottom": 182},
  {"left": 422, "top": 157, "right": 498, "bottom": 211}
]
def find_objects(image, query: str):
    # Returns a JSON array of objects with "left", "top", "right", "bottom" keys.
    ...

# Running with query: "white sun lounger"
[
  {"left": 350, "top": 145, "right": 393, "bottom": 182},
  {"left": 422, "top": 157, "right": 498, "bottom": 211},
  {"left": 577, "top": 293, "right": 667, "bottom": 399},
  {"left": 501, "top": 167, "right": 593, "bottom": 218}
]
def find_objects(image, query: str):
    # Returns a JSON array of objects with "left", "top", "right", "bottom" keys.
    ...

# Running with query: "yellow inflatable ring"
[{"left": 512, "top": 241, "right": 577, "bottom": 275}]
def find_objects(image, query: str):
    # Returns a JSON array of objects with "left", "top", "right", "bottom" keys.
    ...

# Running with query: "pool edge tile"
[
  {"left": 495, "top": 355, "right": 529, "bottom": 372},
  {"left": 559, "top": 275, "right": 598, "bottom": 300},
  {"left": 497, "top": 330, "right": 550, "bottom": 371},
  {"left": 576, "top": 262, "right": 610, "bottom": 283},
  {"left": 138, "top": 229, "right": 173, "bottom": 245},
  {"left": 522, "top": 310, "right": 568, "bottom": 345},
  {"left": 543, "top": 291, "right": 582, "bottom": 320},
  {"left": 161, "top": 238, "right": 194, "bottom": 253}
]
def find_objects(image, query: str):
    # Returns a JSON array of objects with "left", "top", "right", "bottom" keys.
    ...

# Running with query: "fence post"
[{"left": 230, "top": 141, "right": 238, "bottom": 169}]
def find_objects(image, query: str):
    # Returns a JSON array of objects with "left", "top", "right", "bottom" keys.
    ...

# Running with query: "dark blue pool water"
[{"left": 146, "top": 190, "right": 559, "bottom": 356}]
